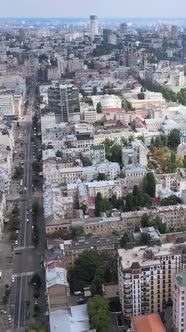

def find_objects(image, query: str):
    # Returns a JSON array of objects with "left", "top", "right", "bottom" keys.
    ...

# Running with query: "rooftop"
[
  {"left": 131, "top": 313, "right": 166, "bottom": 332},
  {"left": 49, "top": 304, "right": 90, "bottom": 332},
  {"left": 118, "top": 242, "right": 186, "bottom": 269},
  {"left": 175, "top": 270, "right": 186, "bottom": 287}
]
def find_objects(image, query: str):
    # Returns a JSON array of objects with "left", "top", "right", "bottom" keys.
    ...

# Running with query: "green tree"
[
  {"left": 31, "top": 273, "right": 42, "bottom": 288},
  {"left": 56, "top": 150, "right": 63, "bottom": 158},
  {"left": 140, "top": 233, "right": 151, "bottom": 245},
  {"left": 97, "top": 173, "right": 107, "bottom": 181},
  {"left": 32, "top": 201, "right": 40, "bottom": 216},
  {"left": 154, "top": 215, "right": 167, "bottom": 234},
  {"left": 25, "top": 322, "right": 46, "bottom": 332},
  {"left": 168, "top": 129, "right": 180, "bottom": 148},
  {"left": 143, "top": 172, "right": 156, "bottom": 197},
  {"left": 96, "top": 102, "right": 102, "bottom": 113},
  {"left": 95, "top": 192, "right": 103, "bottom": 216},
  {"left": 93, "top": 87, "right": 97, "bottom": 95},
  {"left": 68, "top": 250, "right": 116, "bottom": 293},
  {"left": 160, "top": 195, "right": 181, "bottom": 206},
  {"left": 120, "top": 232, "right": 130, "bottom": 248},
  {"left": 91, "top": 274, "right": 103, "bottom": 296},
  {"left": 80, "top": 156, "right": 92, "bottom": 166},
  {"left": 88, "top": 295, "right": 109, "bottom": 332},
  {"left": 183, "top": 155, "right": 186, "bottom": 168},
  {"left": 71, "top": 226, "right": 84, "bottom": 238},
  {"left": 140, "top": 214, "right": 150, "bottom": 227},
  {"left": 137, "top": 92, "right": 145, "bottom": 100},
  {"left": 171, "top": 152, "right": 176, "bottom": 163}
]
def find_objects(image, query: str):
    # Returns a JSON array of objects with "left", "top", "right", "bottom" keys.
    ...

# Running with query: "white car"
[
  {"left": 15, "top": 240, "right": 18, "bottom": 245},
  {"left": 11, "top": 276, "right": 15, "bottom": 283},
  {"left": 8, "top": 315, "right": 11, "bottom": 321},
  {"left": 26, "top": 219, "right": 29, "bottom": 223},
  {"left": 15, "top": 230, "right": 19, "bottom": 234}
]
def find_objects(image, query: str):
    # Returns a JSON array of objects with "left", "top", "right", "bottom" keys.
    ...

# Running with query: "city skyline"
[{"left": 1, "top": 0, "right": 186, "bottom": 18}]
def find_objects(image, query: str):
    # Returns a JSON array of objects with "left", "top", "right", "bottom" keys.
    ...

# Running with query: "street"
[{"left": 7, "top": 92, "right": 45, "bottom": 331}]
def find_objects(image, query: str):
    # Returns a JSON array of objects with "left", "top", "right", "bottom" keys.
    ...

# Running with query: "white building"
[
  {"left": 125, "top": 164, "right": 147, "bottom": 189},
  {"left": 96, "top": 161, "right": 120, "bottom": 180},
  {"left": 91, "top": 94, "right": 122, "bottom": 110},
  {"left": 122, "top": 140, "right": 148, "bottom": 167}
]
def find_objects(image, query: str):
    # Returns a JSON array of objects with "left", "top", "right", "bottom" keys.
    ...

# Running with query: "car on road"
[
  {"left": 1, "top": 310, "right": 7, "bottom": 314},
  {"left": 74, "top": 291, "right": 82, "bottom": 296},
  {"left": 24, "top": 187, "right": 27, "bottom": 191},
  {"left": 77, "top": 297, "right": 85, "bottom": 305},
  {"left": 26, "top": 218, "right": 29, "bottom": 222},
  {"left": 15, "top": 240, "right": 18, "bottom": 245},
  {"left": 8, "top": 315, "right": 11, "bottom": 321},
  {"left": 15, "top": 230, "right": 19, "bottom": 234},
  {"left": 11, "top": 276, "right": 15, "bottom": 283}
]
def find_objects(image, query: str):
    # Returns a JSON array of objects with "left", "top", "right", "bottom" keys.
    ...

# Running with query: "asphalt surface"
[{"left": 7, "top": 95, "right": 43, "bottom": 331}]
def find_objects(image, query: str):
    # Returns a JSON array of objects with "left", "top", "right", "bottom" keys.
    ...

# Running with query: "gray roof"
[{"left": 49, "top": 304, "right": 90, "bottom": 332}]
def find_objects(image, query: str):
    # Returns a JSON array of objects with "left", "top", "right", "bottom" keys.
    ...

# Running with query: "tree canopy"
[
  {"left": 160, "top": 195, "right": 181, "bottom": 206},
  {"left": 88, "top": 295, "right": 109, "bottom": 332},
  {"left": 168, "top": 129, "right": 180, "bottom": 148},
  {"left": 143, "top": 172, "right": 156, "bottom": 197},
  {"left": 68, "top": 250, "right": 117, "bottom": 293}
]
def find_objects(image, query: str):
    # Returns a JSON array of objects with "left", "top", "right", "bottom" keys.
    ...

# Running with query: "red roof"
[
  {"left": 88, "top": 196, "right": 95, "bottom": 205},
  {"left": 131, "top": 313, "right": 166, "bottom": 332}
]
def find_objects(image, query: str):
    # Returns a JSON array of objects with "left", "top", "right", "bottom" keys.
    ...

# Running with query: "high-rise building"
[
  {"left": 118, "top": 243, "right": 185, "bottom": 320},
  {"left": 90, "top": 15, "right": 98, "bottom": 41},
  {"left": 171, "top": 25, "right": 178, "bottom": 40},
  {"left": 173, "top": 270, "right": 186, "bottom": 332},
  {"left": 120, "top": 23, "right": 128, "bottom": 34},
  {"left": 48, "top": 83, "right": 80, "bottom": 123},
  {"left": 103, "top": 29, "right": 117, "bottom": 45}
]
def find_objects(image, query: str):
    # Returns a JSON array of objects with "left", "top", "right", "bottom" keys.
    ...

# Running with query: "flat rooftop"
[{"left": 118, "top": 242, "right": 186, "bottom": 269}]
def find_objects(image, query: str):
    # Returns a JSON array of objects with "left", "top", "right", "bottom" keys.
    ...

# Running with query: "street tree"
[
  {"left": 140, "top": 214, "right": 150, "bottom": 227},
  {"left": 143, "top": 172, "right": 156, "bottom": 197},
  {"left": 140, "top": 233, "right": 151, "bottom": 245},
  {"left": 88, "top": 295, "right": 109, "bottom": 332}
]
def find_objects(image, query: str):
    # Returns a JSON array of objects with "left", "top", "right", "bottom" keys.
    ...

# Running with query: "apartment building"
[
  {"left": 45, "top": 204, "right": 186, "bottom": 236},
  {"left": 90, "top": 144, "right": 105, "bottom": 164},
  {"left": 173, "top": 270, "right": 186, "bottom": 332},
  {"left": 122, "top": 140, "right": 148, "bottom": 167},
  {"left": 43, "top": 163, "right": 83, "bottom": 185},
  {"left": 63, "top": 235, "right": 119, "bottom": 269},
  {"left": 46, "top": 262, "right": 70, "bottom": 311},
  {"left": 125, "top": 164, "right": 147, "bottom": 189},
  {"left": 118, "top": 243, "right": 186, "bottom": 320}
]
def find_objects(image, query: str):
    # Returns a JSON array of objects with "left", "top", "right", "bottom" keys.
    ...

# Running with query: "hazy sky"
[{"left": 1, "top": 0, "right": 186, "bottom": 18}]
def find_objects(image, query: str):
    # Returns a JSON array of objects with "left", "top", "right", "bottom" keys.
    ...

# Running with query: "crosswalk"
[
  {"left": 14, "top": 245, "right": 34, "bottom": 251},
  {"left": 12, "top": 271, "right": 34, "bottom": 278}
]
